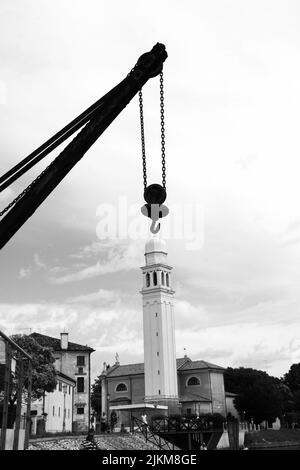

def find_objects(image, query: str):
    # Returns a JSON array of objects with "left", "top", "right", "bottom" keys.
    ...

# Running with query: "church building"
[{"left": 100, "top": 237, "right": 229, "bottom": 424}]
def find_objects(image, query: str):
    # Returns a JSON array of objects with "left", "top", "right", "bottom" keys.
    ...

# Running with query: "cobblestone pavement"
[{"left": 28, "top": 433, "right": 160, "bottom": 450}]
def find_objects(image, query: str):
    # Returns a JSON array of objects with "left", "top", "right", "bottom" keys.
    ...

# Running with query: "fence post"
[
  {"left": 13, "top": 353, "right": 23, "bottom": 450},
  {"left": 24, "top": 361, "right": 32, "bottom": 450},
  {"left": 0, "top": 343, "right": 11, "bottom": 450}
]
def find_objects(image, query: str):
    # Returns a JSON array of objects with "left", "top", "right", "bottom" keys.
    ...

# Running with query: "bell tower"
[{"left": 141, "top": 236, "right": 179, "bottom": 413}]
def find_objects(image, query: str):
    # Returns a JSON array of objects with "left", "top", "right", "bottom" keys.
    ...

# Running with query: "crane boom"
[{"left": 0, "top": 43, "right": 168, "bottom": 250}]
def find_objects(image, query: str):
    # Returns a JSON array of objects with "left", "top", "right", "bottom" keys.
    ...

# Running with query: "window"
[
  {"left": 58, "top": 407, "right": 60, "bottom": 417},
  {"left": 166, "top": 273, "right": 169, "bottom": 287},
  {"left": 158, "top": 389, "right": 161, "bottom": 395},
  {"left": 186, "top": 408, "right": 192, "bottom": 416},
  {"left": 77, "top": 377, "right": 85, "bottom": 393},
  {"left": 68, "top": 386, "right": 71, "bottom": 395},
  {"left": 153, "top": 271, "right": 157, "bottom": 286},
  {"left": 158, "top": 370, "right": 160, "bottom": 375},
  {"left": 59, "top": 381, "right": 62, "bottom": 391},
  {"left": 161, "top": 272, "right": 165, "bottom": 285},
  {"left": 53, "top": 406, "right": 55, "bottom": 417},
  {"left": 157, "top": 352, "right": 159, "bottom": 356},
  {"left": 78, "top": 367, "right": 84, "bottom": 374},
  {"left": 77, "top": 356, "right": 85, "bottom": 366},
  {"left": 68, "top": 409, "right": 70, "bottom": 419},
  {"left": 187, "top": 376, "right": 201, "bottom": 386},
  {"left": 156, "top": 332, "right": 158, "bottom": 336},
  {"left": 116, "top": 383, "right": 127, "bottom": 392},
  {"left": 77, "top": 407, "right": 84, "bottom": 415},
  {"left": 146, "top": 273, "right": 150, "bottom": 287},
  {"left": 155, "top": 312, "right": 158, "bottom": 317}
]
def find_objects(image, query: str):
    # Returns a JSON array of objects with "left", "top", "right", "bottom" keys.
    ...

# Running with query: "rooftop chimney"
[{"left": 60, "top": 332, "right": 69, "bottom": 350}]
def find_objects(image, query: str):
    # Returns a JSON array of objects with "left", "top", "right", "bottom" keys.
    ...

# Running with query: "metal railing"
[{"left": 131, "top": 416, "right": 177, "bottom": 450}]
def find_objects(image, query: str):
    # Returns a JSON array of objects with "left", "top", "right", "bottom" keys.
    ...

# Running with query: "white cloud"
[
  {"left": 18, "top": 253, "right": 47, "bottom": 280},
  {"left": 67, "top": 288, "right": 119, "bottom": 304},
  {"left": 49, "top": 239, "right": 144, "bottom": 284},
  {"left": 175, "top": 322, "right": 300, "bottom": 378},
  {"left": 18, "top": 266, "right": 32, "bottom": 279}
]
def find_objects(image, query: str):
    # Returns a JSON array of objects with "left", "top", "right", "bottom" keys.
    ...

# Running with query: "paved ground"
[{"left": 28, "top": 433, "right": 160, "bottom": 450}]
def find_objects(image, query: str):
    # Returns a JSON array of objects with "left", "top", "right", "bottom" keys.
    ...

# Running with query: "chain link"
[
  {"left": 138, "top": 71, "right": 166, "bottom": 190},
  {"left": 0, "top": 163, "right": 51, "bottom": 218},
  {"left": 139, "top": 90, "right": 147, "bottom": 190},
  {"left": 160, "top": 72, "right": 166, "bottom": 189}
]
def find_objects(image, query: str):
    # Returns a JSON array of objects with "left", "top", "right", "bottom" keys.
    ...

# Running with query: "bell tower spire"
[{"left": 141, "top": 235, "right": 179, "bottom": 413}]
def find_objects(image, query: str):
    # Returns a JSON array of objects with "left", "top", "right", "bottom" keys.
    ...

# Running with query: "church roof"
[
  {"left": 106, "top": 357, "right": 224, "bottom": 377},
  {"left": 107, "top": 362, "right": 144, "bottom": 377},
  {"left": 30, "top": 332, "right": 95, "bottom": 352},
  {"left": 179, "top": 359, "right": 225, "bottom": 371}
]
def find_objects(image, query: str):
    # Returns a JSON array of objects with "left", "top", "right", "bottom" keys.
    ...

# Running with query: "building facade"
[
  {"left": 30, "top": 371, "right": 75, "bottom": 434},
  {"left": 30, "top": 332, "right": 95, "bottom": 432},
  {"left": 101, "top": 356, "right": 228, "bottom": 424}
]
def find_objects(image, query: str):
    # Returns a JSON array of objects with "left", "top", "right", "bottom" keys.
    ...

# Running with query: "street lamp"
[{"left": 62, "top": 384, "right": 67, "bottom": 432}]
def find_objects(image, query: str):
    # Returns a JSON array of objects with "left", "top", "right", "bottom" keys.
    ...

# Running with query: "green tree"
[
  {"left": 224, "top": 367, "right": 283, "bottom": 424},
  {"left": 283, "top": 363, "right": 300, "bottom": 392},
  {"left": 10, "top": 334, "right": 57, "bottom": 401},
  {"left": 276, "top": 382, "right": 295, "bottom": 413},
  {"left": 6, "top": 335, "right": 57, "bottom": 427},
  {"left": 91, "top": 375, "right": 102, "bottom": 416},
  {"left": 292, "top": 390, "right": 300, "bottom": 411}
]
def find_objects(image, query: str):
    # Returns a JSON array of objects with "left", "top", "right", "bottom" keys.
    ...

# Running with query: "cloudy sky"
[{"left": 1, "top": 0, "right": 300, "bottom": 380}]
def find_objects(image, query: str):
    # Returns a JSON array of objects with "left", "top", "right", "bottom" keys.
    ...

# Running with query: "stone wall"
[{"left": 210, "top": 371, "right": 227, "bottom": 416}]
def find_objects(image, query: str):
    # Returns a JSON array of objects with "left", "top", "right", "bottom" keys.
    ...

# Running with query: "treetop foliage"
[{"left": 10, "top": 334, "right": 57, "bottom": 400}]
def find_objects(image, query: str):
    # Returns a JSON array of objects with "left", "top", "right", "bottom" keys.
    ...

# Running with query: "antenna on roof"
[{"left": 184, "top": 347, "right": 187, "bottom": 358}]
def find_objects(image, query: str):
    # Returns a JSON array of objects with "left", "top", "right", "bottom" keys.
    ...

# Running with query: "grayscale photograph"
[{"left": 0, "top": 0, "right": 300, "bottom": 458}]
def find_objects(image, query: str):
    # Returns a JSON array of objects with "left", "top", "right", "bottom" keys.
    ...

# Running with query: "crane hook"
[{"left": 150, "top": 219, "right": 161, "bottom": 234}]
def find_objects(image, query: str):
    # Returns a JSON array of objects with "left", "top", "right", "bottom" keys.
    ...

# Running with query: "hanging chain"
[
  {"left": 138, "top": 71, "right": 166, "bottom": 191},
  {"left": 160, "top": 71, "right": 166, "bottom": 189},
  {"left": 0, "top": 163, "right": 51, "bottom": 218},
  {"left": 138, "top": 90, "right": 147, "bottom": 191}
]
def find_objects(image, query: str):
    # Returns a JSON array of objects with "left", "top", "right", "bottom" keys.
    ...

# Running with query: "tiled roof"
[
  {"left": 30, "top": 332, "right": 95, "bottom": 352},
  {"left": 56, "top": 370, "right": 76, "bottom": 384},
  {"left": 106, "top": 357, "right": 224, "bottom": 377},
  {"left": 107, "top": 362, "right": 144, "bottom": 377},
  {"left": 179, "top": 360, "right": 225, "bottom": 371},
  {"left": 176, "top": 356, "right": 191, "bottom": 369}
]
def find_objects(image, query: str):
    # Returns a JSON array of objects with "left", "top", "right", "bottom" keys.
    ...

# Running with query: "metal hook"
[{"left": 150, "top": 219, "right": 160, "bottom": 234}]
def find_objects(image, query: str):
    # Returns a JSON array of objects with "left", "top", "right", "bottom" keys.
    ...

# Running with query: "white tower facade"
[{"left": 141, "top": 236, "right": 179, "bottom": 412}]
